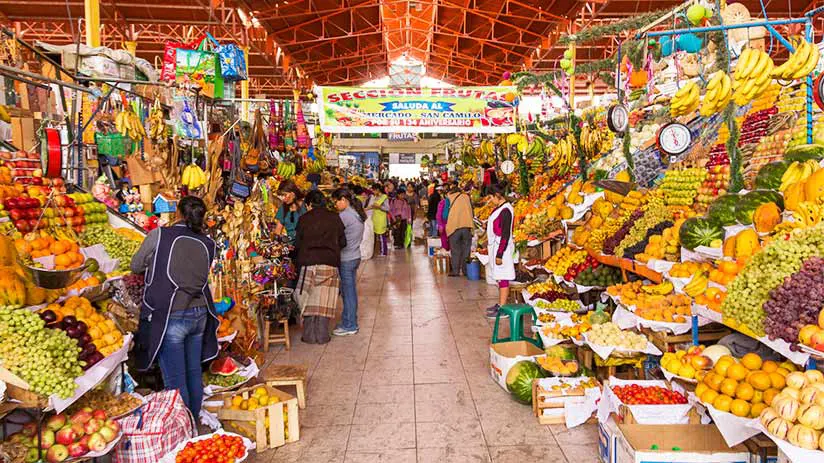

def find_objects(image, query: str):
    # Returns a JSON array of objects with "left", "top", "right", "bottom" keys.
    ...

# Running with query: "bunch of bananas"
[
  {"left": 115, "top": 108, "right": 146, "bottom": 141},
  {"left": 732, "top": 48, "right": 775, "bottom": 105},
  {"left": 182, "top": 164, "right": 207, "bottom": 189},
  {"left": 277, "top": 161, "right": 296, "bottom": 179},
  {"left": 0, "top": 273, "right": 26, "bottom": 309},
  {"left": 793, "top": 201, "right": 824, "bottom": 227},
  {"left": 683, "top": 272, "right": 709, "bottom": 298},
  {"left": 476, "top": 139, "right": 496, "bottom": 165},
  {"left": 305, "top": 156, "right": 327, "bottom": 174},
  {"left": 780, "top": 159, "right": 820, "bottom": 191},
  {"left": 147, "top": 101, "right": 166, "bottom": 141},
  {"left": 522, "top": 136, "right": 549, "bottom": 175},
  {"left": 700, "top": 71, "right": 732, "bottom": 116},
  {"left": 506, "top": 133, "right": 528, "bottom": 153},
  {"left": 670, "top": 81, "right": 700, "bottom": 117},
  {"left": 579, "top": 124, "right": 613, "bottom": 160},
  {"left": 640, "top": 280, "right": 674, "bottom": 295},
  {"left": 547, "top": 134, "right": 576, "bottom": 175},
  {"left": 0, "top": 105, "right": 10, "bottom": 123},
  {"left": 773, "top": 38, "right": 820, "bottom": 80}
]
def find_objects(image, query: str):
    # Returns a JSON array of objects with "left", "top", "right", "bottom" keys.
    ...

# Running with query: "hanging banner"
[{"left": 316, "top": 86, "right": 517, "bottom": 134}]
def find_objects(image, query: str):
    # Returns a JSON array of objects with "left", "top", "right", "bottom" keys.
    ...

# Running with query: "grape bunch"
[
  {"left": 0, "top": 308, "right": 83, "bottom": 398},
  {"left": 587, "top": 208, "right": 634, "bottom": 250},
  {"left": 614, "top": 199, "right": 673, "bottom": 257},
  {"left": 603, "top": 208, "right": 644, "bottom": 255},
  {"left": 81, "top": 226, "right": 142, "bottom": 271},
  {"left": 763, "top": 257, "right": 824, "bottom": 345},
  {"left": 622, "top": 220, "right": 674, "bottom": 260},
  {"left": 119, "top": 273, "right": 145, "bottom": 308},
  {"left": 722, "top": 224, "right": 824, "bottom": 336}
]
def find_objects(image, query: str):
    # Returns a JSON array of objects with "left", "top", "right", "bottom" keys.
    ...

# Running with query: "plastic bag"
[
  {"left": 205, "top": 33, "right": 247, "bottom": 82},
  {"left": 404, "top": 223, "right": 412, "bottom": 248}
]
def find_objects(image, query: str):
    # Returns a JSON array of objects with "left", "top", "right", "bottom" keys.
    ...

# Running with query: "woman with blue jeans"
[
  {"left": 332, "top": 188, "right": 366, "bottom": 336},
  {"left": 131, "top": 196, "right": 219, "bottom": 420}
]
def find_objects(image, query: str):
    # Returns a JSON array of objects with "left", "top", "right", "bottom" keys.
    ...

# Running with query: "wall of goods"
[
  {"left": 464, "top": 3, "right": 824, "bottom": 463},
  {"left": 0, "top": 28, "right": 325, "bottom": 462}
]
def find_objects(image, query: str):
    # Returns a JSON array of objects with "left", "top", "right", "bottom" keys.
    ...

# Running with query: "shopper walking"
[
  {"left": 274, "top": 180, "right": 306, "bottom": 245},
  {"left": 332, "top": 188, "right": 366, "bottom": 336},
  {"left": 295, "top": 191, "right": 346, "bottom": 344},
  {"left": 131, "top": 196, "right": 219, "bottom": 420},
  {"left": 389, "top": 185, "right": 412, "bottom": 249},
  {"left": 445, "top": 183, "right": 474, "bottom": 276},
  {"left": 367, "top": 182, "right": 389, "bottom": 256},
  {"left": 404, "top": 183, "right": 420, "bottom": 226},
  {"left": 484, "top": 184, "right": 517, "bottom": 319},
  {"left": 427, "top": 184, "right": 442, "bottom": 237},
  {"left": 436, "top": 185, "right": 450, "bottom": 251}
]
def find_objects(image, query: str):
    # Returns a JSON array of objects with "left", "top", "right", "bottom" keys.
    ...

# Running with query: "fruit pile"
[
  {"left": 203, "top": 357, "right": 245, "bottom": 387},
  {"left": 226, "top": 386, "right": 279, "bottom": 411},
  {"left": 537, "top": 356, "right": 580, "bottom": 376},
  {"left": 81, "top": 225, "right": 142, "bottom": 272},
  {"left": 586, "top": 322, "right": 649, "bottom": 351},
  {"left": 574, "top": 259, "right": 622, "bottom": 287},
  {"left": 606, "top": 280, "right": 676, "bottom": 307},
  {"left": 660, "top": 345, "right": 715, "bottom": 379},
  {"left": 634, "top": 220, "right": 683, "bottom": 263},
  {"left": 67, "top": 192, "right": 108, "bottom": 225},
  {"left": 0, "top": 307, "right": 84, "bottom": 398},
  {"left": 15, "top": 233, "right": 85, "bottom": 270},
  {"left": 539, "top": 314, "right": 592, "bottom": 341},
  {"left": 611, "top": 384, "right": 688, "bottom": 405},
  {"left": 798, "top": 308, "right": 824, "bottom": 352},
  {"left": 174, "top": 433, "right": 246, "bottom": 463},
  {"left": 763, "top": 257, "right": 824, "bottom": 346},
  {"left": 535, "top": 299, "right": 580, "bottom": 312},
  {"left": 660, "top": 168, "right": 706, "bottom": 207},
  {"left": 544, "top": 247, "right": 587, "bottom": 276},
  {"left": 4, "top": 408, "right": 120, "bottom": 462},
  {"left": 633, "top": 293, "right": 692, "bottom": 323},
  {"left": 694, "top": 163, "right": 731, "bottom": 213},
  {"left": 526, "top": 280, "right": 570, "bottom": 302},
  {"left": 669, "top": 261, "right": 713, "bottom": 279},
  {"left": 759, "top": 369, "right": 824, "bottom": 450},
  {"left": 40, "top": 296, "right": 124, "bottom": 359},
  {"left": 695, "top": 353, "right": 796, "bottom": 418}
]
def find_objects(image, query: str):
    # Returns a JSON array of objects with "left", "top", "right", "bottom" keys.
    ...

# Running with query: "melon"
[
  {"left": 209, "top": 357, "right": 239, "bottom": 376},
  {"left": 702, "top": 345, "right": 732, "bottom": 365},
  {"left": 505, "top": 360, "right": 545, "bottom": 404}
]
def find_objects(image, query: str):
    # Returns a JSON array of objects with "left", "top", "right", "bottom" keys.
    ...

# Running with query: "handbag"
[
  {"left": 205, "top": 33, "right": 247, "bottom": 82},
  {"left": 175, "top": 42, "right": 224, "bottom": 99},
  {"left": 293, "top": 267, "right": 310, "bottom": 315}
]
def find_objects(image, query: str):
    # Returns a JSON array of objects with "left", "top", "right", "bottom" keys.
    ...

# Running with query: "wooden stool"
[
  {"left": 262, "top": 317, "right": 290, "bottom": 351},
  {"left": 262, "top": 364, "right": 308, "bottom": 409}
]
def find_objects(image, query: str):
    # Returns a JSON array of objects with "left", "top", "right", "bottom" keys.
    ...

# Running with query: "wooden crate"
[
  {"left": 531, "top": 379, "right": 599, "bottom": 425},
  {"left": 206, "top": 384, "right": 299, "bottom": 452}
]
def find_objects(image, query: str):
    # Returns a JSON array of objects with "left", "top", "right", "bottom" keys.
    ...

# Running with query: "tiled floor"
[{"left": 249, "top": 247, "right": 600, "bottom": 462}]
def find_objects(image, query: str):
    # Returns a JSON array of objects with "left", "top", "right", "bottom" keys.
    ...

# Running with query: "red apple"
[
  {"left": 69, "top": 410, "right": 92, "bottom": 426},
  {"left": 45, "top": 444, "right": 68, "bottom": 463},
  {"left": 70, "top": 422, "right": 85, "bottom": 438},
  {"left": 55, "top": 426, "right": 76, "bottom": 446},
  {"left": 21, "top": 422, "right": 37, "bottom": 437},
  {"left": 39, "top": 429, "right": 55, "bottom": 449},
  {"left": 67, "top": 441, "right": 88, "bottom": 458},
  {"left": 103, "top": 419, "right": 120, "bottom": 435},
  {"left": 83, "top": 419, "right": 102, "bottom": 435},
  {"left": 97, "top": 425, "right": 117, "bottom": 443},
  {"left": 14, "top": 219, "right": 30, "bottom": 233},
  {"left": 46, "top": 414, "right": 67, "bottom": 432},
  {"left": 78, "top": 435, "right": 90, "bottom": 448},
  {"left": 86, "top": 433, "right": 107, "bottom": 452},
  {"left": 91, "top": 409, "right": 107, "bottom": 421},
  {"left": 9, "top": 209, "right": 23, "bottom": 221}
]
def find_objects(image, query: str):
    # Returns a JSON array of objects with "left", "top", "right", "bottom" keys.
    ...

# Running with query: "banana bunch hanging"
[
  {"left": 116, "top": 107, "right": 146, "bottom": 141},
  {"left": 476, "top": 139, "right": 496, "bottom": 165},
  {"left": 732, "top": 48, "right": 775, "bottom": 105},
  {"left": 182, "top": 164, "right": 207, "bottom": 189},
  {"left": 700, "top": 70, "right": 733, "bottom": 116},
  {"left": 277, "top": 161, "right": 296, "bottom": 178},
  {"left": 670, "top": 81, "right": 700, "bottom": 117},
  {"left": 147, "top": 99, "right": 166, "bottom": 142},
  {"left": 547, "top": 134, "right": 576, "bottom": 175},
  {"left": 773, "top": 38, "right": 820, "bottom": 80},
  {"left": 305, "top": 155, "right": 327, "bottom": 174},
  {"left": 579, "top": 124, "right": 613, "bottom": 160}
]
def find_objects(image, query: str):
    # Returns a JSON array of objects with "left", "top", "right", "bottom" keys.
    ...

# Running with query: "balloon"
[
  {"left": 501, "top": 79, "right": 513, "bottom": 86},
  {"left": 502, "top": 71, "right": 512, "bottom": 79},
  {"left": 677, "top": 33, "right": 703, "bottom": 53},
  {"left": 660, "top": 36, "right": 673, "bottom": 57},
  {"left": 560, "top": 58, "right": 571, "bottom": 69},
  {"left": 504, "top": 92, "right": 516, "bottom": 102},
  {"left": 687, "top": 5, "right": 706, "bottom": 26}
]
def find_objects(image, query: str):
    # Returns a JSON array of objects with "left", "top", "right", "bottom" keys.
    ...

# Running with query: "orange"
[
  {"left": 730, "top": 399, "right": 751, "bottom": 417},
  {"left": 727, "top": 363, "right": 749, "bottom": 381},
  {"left": 741, "top": 353, "right": 763, "bottom": 370},
  {"left": 14, "top": 239, "right": 32, "bottom": 255},
  {"left": 762, "top": 361, "right": 779, "bottom": 373},
  {"left": 751, "top": 390, "right": 764, "bottom": 404},
  {"left": 769, "top": 372, "right": 786, "bottom": 389},
  {"left": 735, "top": 383, "right": 755, "bottom": 401},
  {"left": 695, "top": 383, "right": 709, "bottom": 399},
  {"left": 707, "top": 373, "right": 724, "bottom": 392},
  {"left": 701, "top": 389, "right": 719, "bottom": 405},
  {"left": 713, "top": 394, "right": 733, "bottom": 412},
  {"left": 54, "top": 253, "right": 72, "bottom": 267},
  {"left": 775, "top": 367, "right": 790, "bottom": 377},
  {"left": 750, "top": 403, "right": 767, "bottom": 418},
  {"left": 720, "top": 378, "right": 739, "bottom": 397},
  {"left": 29, "top": 237, "right": 46, "bottom": 251},
  {"left": 748, "top": 372, "right": 772, "bottom": 391},
  {"left": 49, "top": 240, "right": 69, "bottom": 255},
  {"left": 714, "top": 360, "right": 732, "bottom": 377}
]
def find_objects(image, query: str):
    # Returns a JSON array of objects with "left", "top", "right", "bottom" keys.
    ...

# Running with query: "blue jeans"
[
  {"left": 338, "top": 259, "right": 361, "bottom": 331},
  {"left": 158, "top": 306, "right": 207, "bottom": 419},
  {"left": 429, "top": 220, "right": 438, "bottom": 237}
]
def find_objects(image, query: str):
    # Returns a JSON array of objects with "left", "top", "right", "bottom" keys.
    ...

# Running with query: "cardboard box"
[
  {"left": 488, "top": 341, "right": 544, "bottom": 390},
  {"left": 11, "top": 117, "right": 36, "bottom": 151},
  {"left": 599, "top": 415, "right": 621, "bottom": 463},
  {"left": 614, "top": 424, "right": 750, "bottom": 463}
]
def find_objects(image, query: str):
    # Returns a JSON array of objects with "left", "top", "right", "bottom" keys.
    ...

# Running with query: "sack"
[
  {"left": 113, "top": 390, "right": 195, "bottom": 463},
  {"left": 301, "top": 315, "right": 331, "bottom": 344},
  {"left": 175, "top": 47, "right": 224, "bottom": 99},
  {"left": 404, "top": 223, "right": 412, "bottom": 248},
  {"left": 160, "top": 35, "right": 205, "bottom": 82},
  {"left": 205, "top": 33, "right": 247, "bottom": 82}
]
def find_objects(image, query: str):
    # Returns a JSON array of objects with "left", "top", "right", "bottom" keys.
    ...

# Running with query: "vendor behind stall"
[
  {"left": 275, "top": 180, "right": 306, "bottom": 245},
  {"left": 130, "top": 196, "right": 219, "bottom": 420}
]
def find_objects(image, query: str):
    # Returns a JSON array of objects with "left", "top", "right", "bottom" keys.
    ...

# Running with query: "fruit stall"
[{"left": 474, "top": 2, "right": 824, "bottom": 462}]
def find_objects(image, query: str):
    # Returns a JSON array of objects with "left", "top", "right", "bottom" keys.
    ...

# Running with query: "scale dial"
[
  {"left": 607, "top": 104, "right": 629, "bottom": 134},
  {"left": 656, "top": 122, "right": 692, "bottom": 158}
]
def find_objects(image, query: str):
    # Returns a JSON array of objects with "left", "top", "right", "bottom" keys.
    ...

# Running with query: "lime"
[{"left": 85, "top": 258, "right": 100, "bottom": 272}]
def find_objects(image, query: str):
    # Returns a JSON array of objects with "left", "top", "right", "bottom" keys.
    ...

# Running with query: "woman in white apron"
[{"left": 485, "top": 183, "right": 517, "bottom": 319}]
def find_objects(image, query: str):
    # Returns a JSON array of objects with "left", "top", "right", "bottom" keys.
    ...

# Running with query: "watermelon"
[
  {"left": 785, "top": 144, "right": 824, "bottom": 162},
  {"left": 755, "top": 161, "right": 791, "bottom": 190},
  {"left": 680, "top": 217, "right": 724, "bottom": 250},
  {"left": 735, "top": 190, "right": 784, "bottom": 225},
  {"left": 707, "top": 194, "right": 739, "bottom": 226},
  {"left": 209, "top": 357, "right": 239, "bottom": 376},
  {"left": 505, "top": 360, "right": 545, "bottom": 404}
]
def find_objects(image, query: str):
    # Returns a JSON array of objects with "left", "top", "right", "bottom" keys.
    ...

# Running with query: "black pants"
[
  {"left": 392, "top": 219, "right": 407, "bottom": 248},
  {"left": 448, "top": 227, "right": 472, "bottom": 274}
]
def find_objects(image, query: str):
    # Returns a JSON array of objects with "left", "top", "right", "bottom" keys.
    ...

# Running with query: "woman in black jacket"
[{"left": 295, "top": 191, "right": 347, "bottom": 343}]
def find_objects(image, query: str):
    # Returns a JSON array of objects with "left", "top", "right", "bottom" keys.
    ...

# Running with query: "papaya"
[
  {"left": 734, "top": 229, "right": 760, "bottom": 259},
  {"left": 785, "top": 181, "right": 806, "bottom": 212},
  {"left": 804, "top": 168, "right": 824, "bottom": 203},
  {"left": 723, "top": 235, "right": 737, "bottom": 258},
  {"left": 753, "top": 202, "right": 781, "bottom": 233}
]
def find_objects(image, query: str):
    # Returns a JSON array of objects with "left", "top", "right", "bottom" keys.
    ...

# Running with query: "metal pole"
[
  {"left": 0, "top": 64, "right": 91, "bottom": 93},
  {"left": 643, "top": 18, "right": 808, "bottom": 38},
  {"left": 806, "top": 20, "right": 814, "bottom": 145}
]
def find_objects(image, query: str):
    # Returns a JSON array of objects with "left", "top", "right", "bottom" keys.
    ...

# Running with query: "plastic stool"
[{"left": 491, "top": 304, "right": 542, "bottom": 348}]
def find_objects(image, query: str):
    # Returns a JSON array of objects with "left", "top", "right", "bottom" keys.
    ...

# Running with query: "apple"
[
  {"left": 24, "top": 448, "right": 40, "bottom": 463},
  {"left": 39, "top": 429, "right": 55, "bottom": 449},
  {"left": 84, "top": 418, "right": 102, "bottom": 435},
  {"left": 45, "top": 444, "right": 69, "bottom": 462},
  {"left": 810, "top": 330, "right": 824, "bottom": 351},
  {"left": 21, "top": 422, "right": 37, "bottom": 437},
  {"left": 70, "top": 422, "right": 85, "bottom": 438},
  {"left": 55, "top": 426, "right": 76, "bottom": 446},
  {"left": 46, "top": 414, "right": 67, "bottom": 432},
  {"left": 67, "top": 441, "right": 89, "bottom": 458},
  {"left": 69, "top": 410, "right": 92, "bottom": 426},
  {"left": 98, "top": 425, "right": 117, "bottom": 443},
  {"left": 87, "top": 432, "right": 107, "bottom": 452},
  {"left": 103, "top": 419, "right": 120, "bottom": 435},
  {"left": 819, "top": 310, "right": 824, "bottom": 330}
]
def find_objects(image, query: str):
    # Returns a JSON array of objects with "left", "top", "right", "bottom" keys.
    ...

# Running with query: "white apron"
[{"left": 486, "top": 202, "right": 517, "bottom": 281}]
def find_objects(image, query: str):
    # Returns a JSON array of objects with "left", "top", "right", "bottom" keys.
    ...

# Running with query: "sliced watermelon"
[{"left": 209, "top": 357, "right": 239, "bottom": 376}]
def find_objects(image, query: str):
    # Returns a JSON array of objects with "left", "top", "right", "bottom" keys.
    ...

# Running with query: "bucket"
[{"left": 466, "top": 260, "right": 481, "bottom": 280}]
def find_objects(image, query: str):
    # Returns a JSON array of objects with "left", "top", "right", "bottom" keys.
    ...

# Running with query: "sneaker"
[
  {"left": 333, "top": 327, "right": 359, "bottom": 336},
  {"left": 485, "top": 304, "right": 508, "bottom": 319}
]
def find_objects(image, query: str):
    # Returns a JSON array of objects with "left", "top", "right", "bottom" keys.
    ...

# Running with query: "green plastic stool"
[{"left": 491, "top": 304, "right": 543, "bottom": 348}]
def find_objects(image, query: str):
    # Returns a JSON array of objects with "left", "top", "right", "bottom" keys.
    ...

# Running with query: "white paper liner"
[
  {"left": 691, "top": 395, "right": 760, "bottom": 447},
  {"left": 691, "top": 304, "right": 723, "bottom": 323},
  {"left": 613, "top": 305, "right": 707, "bottom": 335},
  {"left": 748, "top": 421, "right": 824, "bottom": 463},
  {"left": 49, "top": 333, "right": 133, "bottom": 413},
  {"left": 474, "top": 252, "right": 489, "bottom": 265},
  {"left": 583, "top": 332, "right": 662, "bottom": 359},
  {"left": 660, "top": 367, "right": 698, "bottom": 384},
  {"left": 644, "top": 259, "right": 675, "bottom": 274},
  {"left": 597, "top": 377, "right": 693, "bottom": 425},
  {"left": 756, "top": 335, "right": 810, "bottom": 366},
  {"left": 664, "top": 271, "right": 692, "bottom": 293},
  {"left": 681, "top": 245, "right": 723, "bottom": 262},
  {"left": 203, "top": 358, "right": 259, "bottom": 396},
  {"left": 536, "top": 377, "right": 601, "bottom": 428},
  {"left": 564, "top": 192, "right": 604, "bottom": 224},
  {"left": 218, "top": 331, "right": 238, "bottom": 344},
  {"left": 159, "top": 431, "right": 254, "bottom": 463}
]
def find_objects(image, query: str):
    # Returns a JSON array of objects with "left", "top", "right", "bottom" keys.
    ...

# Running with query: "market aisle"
[{"left": 251, "top": 248, "right": 599, "bottom": 463}]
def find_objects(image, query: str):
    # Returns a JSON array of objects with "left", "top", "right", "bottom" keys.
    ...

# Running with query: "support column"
[
  {"left": 241, "top": 47, "right": 250, "bottom": 122},
  {"left": 84, "top": 0, "right": 101, "bottom": 48}
]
